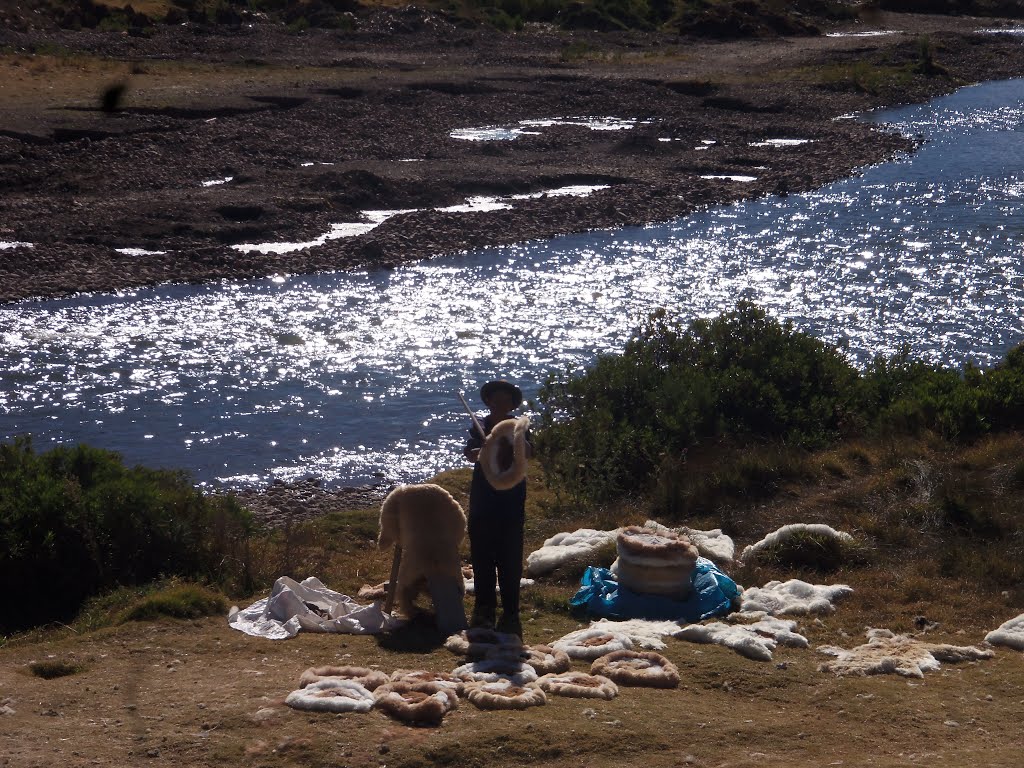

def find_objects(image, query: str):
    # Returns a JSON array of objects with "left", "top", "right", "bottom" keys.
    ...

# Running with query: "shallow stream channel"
[{"left": 3, "top": 78, "right": 1024, "bottom": 489}]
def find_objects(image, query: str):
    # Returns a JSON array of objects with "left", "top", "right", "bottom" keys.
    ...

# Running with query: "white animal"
[{"left": 378, "top": 484, "right": 467, "bottom": 624}]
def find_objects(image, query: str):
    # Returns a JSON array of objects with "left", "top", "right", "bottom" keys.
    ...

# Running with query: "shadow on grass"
[{"left": 375, "top": 613, "right": 450, "bottom": 653}]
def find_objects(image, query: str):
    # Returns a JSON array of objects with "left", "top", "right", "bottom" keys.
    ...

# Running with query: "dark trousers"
[{"left": 468, "top": 468, "right": 525, "bottom": 622}]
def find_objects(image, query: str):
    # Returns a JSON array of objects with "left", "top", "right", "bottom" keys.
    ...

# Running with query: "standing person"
[{"left": 463, "top": 379, "right": 533, "bottom": 637}]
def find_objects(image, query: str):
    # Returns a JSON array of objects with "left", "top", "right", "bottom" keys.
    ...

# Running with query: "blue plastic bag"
[{"left": 569, "top": 557, "right": 740, "bottom": 623}]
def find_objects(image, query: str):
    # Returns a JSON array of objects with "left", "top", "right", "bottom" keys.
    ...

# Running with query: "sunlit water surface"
[{"left": 3, "top": 79, "right": 1024, "bottom": 488}]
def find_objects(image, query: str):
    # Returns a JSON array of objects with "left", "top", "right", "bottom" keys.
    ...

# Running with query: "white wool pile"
[
  {"left": 985, "top": 613, "right": 1024, "bottom": 651},
  {"left": 740, "top": 523, "right": 853, "bottom": 562},
  {"left": 643, "top": 520, "right": 736, "bottom": 564},
  {"left": 284, "top": 679, "right": 376, "bottom": 713},
  {"left": 464, "top": 576, "right": 535, "bottom": 594},
  {"left": 589, "top": 618, "right": 683, "bottom": 651},
  {"left": 451, "top": 659, "right": 538, "bottom": 686},
  {"left": 739, "top": 579, "right": 853, "bottom": 616},
  {"left": 552, "top": 627, "right": 633, "bottom": 660},
  {"left": 525, "top": 528, "right": 618, "bottom": 577},
  {"left": 819, "top": 628, "right": 994, "bottom": 678},
  {"left": 675, "top": 618, "right": 808, "bottom": 661}
]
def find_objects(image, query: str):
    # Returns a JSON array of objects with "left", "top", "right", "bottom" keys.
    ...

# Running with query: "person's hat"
[{"left": 480, "top": 379, "right": 523, "bottom": 408}]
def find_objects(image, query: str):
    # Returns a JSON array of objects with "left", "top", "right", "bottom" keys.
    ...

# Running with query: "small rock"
[
  {"left": 581, "top": 708, "right": 597, "bottom": 719},
  {"left": 251, "top": 707, "right": 279, "bottom": 724},
  {"left": 0, "top": 705, "right": 16, "bottom": 716},
  {"left": 944, "top": 720, "right": 960, "bottom": 728},
  {"left": 146, "top": 749, "right": 160, "bottom": 758},
  {"left": 378, "top": 745, "right": 390, "bottom": 755}
]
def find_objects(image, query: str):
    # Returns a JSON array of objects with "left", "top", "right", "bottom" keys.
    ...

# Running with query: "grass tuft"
[
  {"left": 29, "top": 659, "right": 85, "bottom": 679},
  {"left": 120, "top": 583, "right": 228, "bottom": 622},
  {"left": 752, "top": 530, "right": 867, "bottom": 573}
]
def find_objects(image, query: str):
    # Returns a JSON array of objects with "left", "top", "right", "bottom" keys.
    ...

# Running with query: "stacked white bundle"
[{"left": 612, "top": 525, "right": 698, "bottom": 600}]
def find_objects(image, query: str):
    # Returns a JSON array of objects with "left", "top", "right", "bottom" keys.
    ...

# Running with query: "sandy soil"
[
  {"left": 1, "top": 584, "right": 1022, "bottom": 768},
  {"left": 3, "top": 10, "right": 1024, "bottom": 303}
]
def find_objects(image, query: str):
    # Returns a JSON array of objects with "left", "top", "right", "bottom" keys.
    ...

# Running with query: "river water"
[{"left": 3, "top": 78, "right": 1024, "bottom": 489}]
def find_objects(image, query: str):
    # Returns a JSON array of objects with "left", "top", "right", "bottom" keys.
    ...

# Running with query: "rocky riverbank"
[{"left": 3, "top": 10, "right": 1024, "bottom": 303}]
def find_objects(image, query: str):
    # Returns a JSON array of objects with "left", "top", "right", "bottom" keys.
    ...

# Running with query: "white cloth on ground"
[{"left": 227, "top": 576, "right": 403, "bottom": 639}]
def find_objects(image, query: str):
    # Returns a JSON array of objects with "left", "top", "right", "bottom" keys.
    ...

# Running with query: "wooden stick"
[
  {"left": 457, "top": 391, "right": 486, "bottom": 439},
  {"left": 383, "top": 544, "right": 402, "bottom": 615}
]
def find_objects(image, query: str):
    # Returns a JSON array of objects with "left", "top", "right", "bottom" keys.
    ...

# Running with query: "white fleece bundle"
[
  {"left": 675, "top": 617, "right": 808, "bottom": 661},
  {"left": 552, "top": 627, "right": 634, "bottom": 660},
  {"left": 985, "top": 613, "right": 1024, "bottom": 651},
  {"left": 589, "top": 618, "right": 684, "bottom": 651},
  {"left": 739, "top": 579, "right": 853, "bottom": 616},
  {"left": 525, "top": 528, "right": 618, "bottom": 577},
  {"left": 284, "top": 679, "right": 376, "bottom": 713},
  {"left": 526, "top": 522, "right": 736, "bottom": 577},
  {"left": 643, "top": 520, "right": 736, "bottom": 564},
  {"left": 819, "top": 628, "right": 994, "bottom": 678},
  {"left": 740, "top": 523, "right": 853, "bottom": 562}
]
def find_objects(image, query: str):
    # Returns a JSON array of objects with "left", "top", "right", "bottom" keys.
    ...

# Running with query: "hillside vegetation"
[
  {"left": 4, "top": 303, "right": 1022, "bottom": 638},
  {"left": 8, "top": 0, "right": 1023, "bottom": 39}
]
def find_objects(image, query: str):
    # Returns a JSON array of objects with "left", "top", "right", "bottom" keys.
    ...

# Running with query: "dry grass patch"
[{"left": 28, "top": 658, "right": 86, "bottom": 679}]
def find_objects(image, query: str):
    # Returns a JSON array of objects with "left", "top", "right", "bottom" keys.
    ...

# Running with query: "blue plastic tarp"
[{"left": 569, "top": 557, "right": 741, "bottom": 623}]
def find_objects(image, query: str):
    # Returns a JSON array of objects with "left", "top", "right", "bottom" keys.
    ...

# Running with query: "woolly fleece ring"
[
  {"left": 464, "top": 680, "right": 547, "bottom": 710},
  {"left": 590, "top": 650, "right": 681, "bottom": 689},
  {"left": 479, "top": 415, "right": 531, "bottom": 491},
  {"left": 356, "top": 582, "right": 389, "bottom": 601},
  {"left": 445, "top": 627, "right": 523, "bottom": 658},
  {"left": 389, "top": 669, "right": 466, "bottom": 695},
  {"left": 537, "top": 671, "right": 618, "bottom": 700},
  {"left": 616, "top": 526, "right": 699, "bottom": 568},
  {"left": 298, "top": 665, "right": 390, "bottom": 691},
  {"left": 284, "top": 679, "right": 376, "bottom": 713},
  {"left": 452, "top": 659, "right": 538, "bottom": 685},
  {"left": 552, "top": 628, "right": 633, "bottom": 660},
  {"left": 486, "top": 644, "right": 572, "bottom": 675},
  {"left": 373, "top": 682, "right": 458, "bottom": 725}
]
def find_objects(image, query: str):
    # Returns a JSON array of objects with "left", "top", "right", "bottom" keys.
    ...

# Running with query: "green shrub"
[
  {"left": 537, "top": 302, "right": 860, "bottom": 503},
  {"left": 537, "top": 301, "right": 1024, "bottom": 506},
  {"left": 0, "top": 438, "right": 253, "bottom": 634}
]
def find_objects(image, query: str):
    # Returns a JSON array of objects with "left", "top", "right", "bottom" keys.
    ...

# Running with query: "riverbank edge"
[{"left": 4, "top": 15, "right": 1024, "bottom": 304}]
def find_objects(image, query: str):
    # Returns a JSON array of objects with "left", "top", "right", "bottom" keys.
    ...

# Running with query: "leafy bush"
[
  {"left": 537, "top": 302, "right": 860, "bottom": 503},
  {"left": 0, "top": 438, "right": 253, "bottom": 634},
  {"left": 537, "top": 303, "right": 1024, "bottom": 507}
]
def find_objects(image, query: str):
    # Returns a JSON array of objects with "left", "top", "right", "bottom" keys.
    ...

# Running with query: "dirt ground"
[
  {"left": 3, "top": 445, "right": 1024, "bottom": 768},
  {"left": 2, "top": 563, "right": 1022, "bottom": 768},
  {"left": 3, "top": 10, "right": 1024, "bottom": 303}
]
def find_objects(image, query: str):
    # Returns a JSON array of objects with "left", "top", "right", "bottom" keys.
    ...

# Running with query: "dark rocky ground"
[{"left": 2, "top": 9, "right": 1024, "bottom": 303}]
